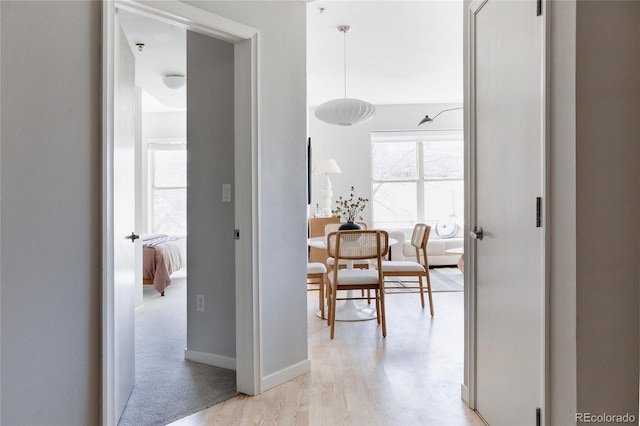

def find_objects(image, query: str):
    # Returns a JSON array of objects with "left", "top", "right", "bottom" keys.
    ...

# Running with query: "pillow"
[{"left": 435, "top": 221, "right": 459, "bottom": 239}]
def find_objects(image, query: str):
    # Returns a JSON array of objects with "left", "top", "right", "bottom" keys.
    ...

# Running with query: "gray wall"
[
  {"left": 0, "top": 0, "right": 308, "bottom": 422},
  {"left": 0, "top": 1, "right": 102, "bottom": 424},
  {"left": 575, "top": 0, "right": 639, "bottom": 418},
  {"left": 549, "top": 0, "right": 578, "bottom": 423},
  {"left": 186, "top": 31, "right": 236, "bottom": 357}
]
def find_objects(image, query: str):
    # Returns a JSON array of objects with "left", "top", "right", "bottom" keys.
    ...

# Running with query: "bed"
[{"left": 142, "top": 234, "right": 187, "bottom": 296}]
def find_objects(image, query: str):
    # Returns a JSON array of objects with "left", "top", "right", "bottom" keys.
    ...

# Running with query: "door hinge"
[
  {"left": 536, "top": 197, "right": 542, "bottom": 228},
  {"left": 537, "top": 0, "right": 543, "bottom": 16},
  {"left": 234, "top": 229, "right": 240, "bottom": 240},
  {"left": 536, "top": 407, "right": 541, "bottom": 426}
]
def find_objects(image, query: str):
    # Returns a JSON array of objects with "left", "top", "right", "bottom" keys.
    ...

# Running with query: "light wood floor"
[{"left": 171, "top": 281, "right": 484, "bottom": 426}]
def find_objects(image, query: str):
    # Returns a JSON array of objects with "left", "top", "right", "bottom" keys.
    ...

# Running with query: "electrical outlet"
[{"left": 196, "top": 294, "right": 205, "bottom": 312}]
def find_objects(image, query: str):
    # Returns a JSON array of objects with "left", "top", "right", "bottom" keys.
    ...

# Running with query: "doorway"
[{"left": 101, "top": 2, "right": 260, "bottom": 424}]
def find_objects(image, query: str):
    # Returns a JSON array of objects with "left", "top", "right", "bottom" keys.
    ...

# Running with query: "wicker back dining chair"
[
  {"left": 326, "top": 230, "right": 389, "bottom": 339},
  {"left": 380, "top": 223, "right": 434, "bottom": 315},
  {"left": 324, "top": 222, "right": 370, "bottom": 272}
]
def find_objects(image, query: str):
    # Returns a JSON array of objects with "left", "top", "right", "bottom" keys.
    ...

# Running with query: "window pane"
[
  {"left": 372, "top": 182, "right": 417, "bottom": 228},
  {"left": 423, "top": 180, "right": 464, "bottom": 232},
  {"left": 422, "top": 140, "right": 463, "bottom": 180},
  {"left": 153, "top": 150, "right": 186, "bottom": 188},
  {"left": 372, "top": 142, "right": 417, "bottom": 180},
  {"left": 153, "top": 188, "right": 186, "bottom": 236}
]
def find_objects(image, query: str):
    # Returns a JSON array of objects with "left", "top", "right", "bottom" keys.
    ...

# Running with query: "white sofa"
[{"left": 387, "top": 228, "right": 463, "bottom": 267}]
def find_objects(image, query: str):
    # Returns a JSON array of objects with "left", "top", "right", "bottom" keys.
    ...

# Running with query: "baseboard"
[
  {"left": 261, "top": 358, "right": 311, "bottom": 393},
  {"left": 461, "top": 383, "right": 470, "bottom": 405},
  {"left": 184, "top": 349, "right": 236, "bottom": 370}
]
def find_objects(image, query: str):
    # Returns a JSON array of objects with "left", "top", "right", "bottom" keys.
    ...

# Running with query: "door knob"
[
  {"left": 470, "top": 226, "right": 484, "bottom": 240},
  {"left": 126, "top": 232, "right": 140, "bottom": 243}
]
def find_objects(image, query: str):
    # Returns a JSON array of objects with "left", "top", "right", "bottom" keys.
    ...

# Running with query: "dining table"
[{"left": 307, "top": 234, "right": 398, "bottom": 322}]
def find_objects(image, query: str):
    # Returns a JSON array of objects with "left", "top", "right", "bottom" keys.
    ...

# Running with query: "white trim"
[
  {"left": 371, "top": 128, "right": 464, "bottom": 141},
  {"left": 115, "top": 0, "right": 257, "bottom": 42},
  {"left": 463, "top": 0, "right": 484, "bottom": 411},
  {"left": 260, "top": 359, "right": 311, "bottom": 393},
  {"left": 102, "top": 1, "right": 261, "bottom": 423},
  {"left": 102, "top": 2, "right": 117, "bottom": 424},
  {"left": 461, "top": 383, "right": 470, "bottom": 406},
  {"left": 185, "top": 349, "right": 236, "bottom": 371},
  {"left": 541, "top": 1, "right": 551, "bottom": 424},
  {"left": 234, "top": 35, "right": 262, "bottom": 396}
]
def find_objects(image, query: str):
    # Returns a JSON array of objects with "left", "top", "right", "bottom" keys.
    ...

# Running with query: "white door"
[
  {"left": 471, "top": 0, "right": 545, "bottom": 424},
  {"left": 113, "top": 16, "right": 137, "bottom": 421}
]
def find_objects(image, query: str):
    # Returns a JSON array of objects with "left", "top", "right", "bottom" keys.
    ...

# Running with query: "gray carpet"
[
  {"left": 119, "top": 272, "right": 237, "bottom": 426},
  {"left": 385, "top": 266, "right": 464, "bottom": 293}
]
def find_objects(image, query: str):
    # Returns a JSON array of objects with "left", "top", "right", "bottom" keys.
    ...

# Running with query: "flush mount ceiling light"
[
  {"left": 315, "top": 25, "right": 376, "bottom": 126},
  {"left": 162, "top": 74, "right": 186, "bottom": 90}
]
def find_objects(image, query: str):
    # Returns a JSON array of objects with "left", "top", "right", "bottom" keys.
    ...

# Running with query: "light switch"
[{"left": 222, "top": 184, "right": 231, "bottom": 202}]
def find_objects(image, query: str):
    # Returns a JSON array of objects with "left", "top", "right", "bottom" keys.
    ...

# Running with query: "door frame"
[
  {"left": 101, "top": 1, "right": 261, "bottom": 424},
  {"left": 463, "top": 0, "right": 550, "bottom": 421}
]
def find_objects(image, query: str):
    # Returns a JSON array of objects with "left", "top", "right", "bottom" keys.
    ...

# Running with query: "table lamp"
[{"left": 313, "top": 159, "right": 342, "bottom": 217}]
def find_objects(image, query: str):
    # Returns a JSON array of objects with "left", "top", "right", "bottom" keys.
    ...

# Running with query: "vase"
[{"left": 338, "top": 221, "right": 362, "bottom": 231}]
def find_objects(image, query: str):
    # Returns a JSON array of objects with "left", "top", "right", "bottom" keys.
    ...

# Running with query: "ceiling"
[
  {"left": 117, "top": 1, "right": 463, "bottom": 112},
  {"left": 117, "top": 9, "right": 186, "bottom": 112},
  {"left": 307, "top": 1, "right": 463, "bottom": 106}
]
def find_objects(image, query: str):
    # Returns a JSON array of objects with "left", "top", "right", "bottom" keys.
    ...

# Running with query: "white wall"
[
  {"left": 183, "top": 1, "right": 310, "bottom": 385},
  {"left": 0, "top": 2, "right": 102, "bottom": 423},
  {"left": 309, "top": 103, "right": 463, "bottom": 226}
]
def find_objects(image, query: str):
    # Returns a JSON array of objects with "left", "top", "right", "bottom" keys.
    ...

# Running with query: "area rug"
[
  {"left": 385, "top": 267, "right": 463, "bottom": 293},
  {"left": 118, "top": 273, "right": 237, "bottom": 426}
]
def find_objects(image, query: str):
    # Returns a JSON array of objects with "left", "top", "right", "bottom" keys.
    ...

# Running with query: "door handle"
[
  {"left": 470, "top": 226, "right": 484, "bottom": 241},
  {"left": 126, "top": 232, "right": 140, "bottom": 243}
]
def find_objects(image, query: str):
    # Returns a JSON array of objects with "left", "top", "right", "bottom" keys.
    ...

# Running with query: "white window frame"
[
  {"left": 148, "top": 138, "right": 187, "bottom": 234},
  {"left": 370, "top": 128, "right": 464, "bottom": 229}
]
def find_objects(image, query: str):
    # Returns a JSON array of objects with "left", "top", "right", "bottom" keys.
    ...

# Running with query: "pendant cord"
[{"left": 343, "top": 30, "right": 347, "bottom": 99}]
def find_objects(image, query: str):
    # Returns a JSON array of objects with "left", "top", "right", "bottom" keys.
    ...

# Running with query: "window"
[
  {"left": 371, "top": 129, "right": 463, "bottom": 232},
  {"left": 149, "top": 140, "right": 187, "bottom": 236}
]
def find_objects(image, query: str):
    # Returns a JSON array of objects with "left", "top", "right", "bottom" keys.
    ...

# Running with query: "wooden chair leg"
[
  {"left": 426, "top": 271, "right": 434, "bottom": 316},
  {"left": 330, "top": 284, "right": 337, "bottom": 339},
  {"left": 319, "top": 274, "right": 325, "bottom": 319},
  {"left": 375, "top": 289, "right": 381, "bottom": 325},
  {"left": 326, "top": 283, "right": 332, "bottom": 326},
  {"left": 418, "top": 275, "right": 425, "bottom": 308},
  {"left": 379, "top": 289, "right": 387, "bottom": 337}
]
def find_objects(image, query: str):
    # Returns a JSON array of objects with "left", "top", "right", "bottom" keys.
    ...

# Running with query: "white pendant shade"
[{"left": 314, "top": 98, "right": 376, "bottom": 126}]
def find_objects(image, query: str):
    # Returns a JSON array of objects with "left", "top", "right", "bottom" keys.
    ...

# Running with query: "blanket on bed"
[{"left": 143, "top": 235, "right": 186, "bottom": 294}]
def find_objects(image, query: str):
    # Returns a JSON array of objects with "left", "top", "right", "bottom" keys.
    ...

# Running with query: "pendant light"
[{"left": 315, "top": 25, "right": 376, "bottom": 126}]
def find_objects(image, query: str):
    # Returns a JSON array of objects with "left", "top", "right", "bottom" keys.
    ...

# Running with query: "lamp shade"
[
  {"left": 162, "top": 74, "right": 186, "bottom": 90},
  {"left": 315, "top": 98, "right": 376, "bottom": 126},
  {"left": 313, "top": 159, "right": 342, "bottom": 175}
]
